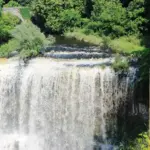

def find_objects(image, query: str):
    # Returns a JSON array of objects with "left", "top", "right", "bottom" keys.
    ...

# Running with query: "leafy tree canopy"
[
  {"left": 32, "top": 0, "right": 146, "bottom": 37},
  {"left": 0, "top": 13, "right": 20, "bottom": 43}
]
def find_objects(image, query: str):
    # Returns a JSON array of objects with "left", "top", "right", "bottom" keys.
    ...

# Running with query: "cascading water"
[{"left": 0, "top": 57, "right": 136, "bottom": 150}]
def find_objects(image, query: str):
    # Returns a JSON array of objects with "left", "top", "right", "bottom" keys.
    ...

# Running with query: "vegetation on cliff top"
[
  {"left": 0, "top": 21, "right": 54, "bottom": 58},
  {"left": 0, "top": 0, "right": 149, "bottom": 57}
]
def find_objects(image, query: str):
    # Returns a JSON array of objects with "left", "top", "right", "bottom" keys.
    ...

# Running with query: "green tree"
[
  {"left": 32, "top": 0, "right": 62, "bottom": 32},
  {"left": 90, "top": 0, "right": 146, "bottom": 37},
  {"left": 32, "top": 0, "right": 147, "bottom": 36},
  {"left": 32, "top": 0, "right": 82, "bottom": 33},
  {"left": 0, "top": 13, "right": 20, "bottom": 43},
  {"left": 71, "top": 0, "right": 85, "bottom": 14},
  {"left": 91, "top": 0, "right": 127, "bottom": 36},
  {"left": 126, "top": 0, "right": 146, "bottom": 34},
  {"left": 71, "top": 0, "right": 93, "bottom": 17},
  {"left": 46, "top": 9, "right": 81, "bottom": 32}
]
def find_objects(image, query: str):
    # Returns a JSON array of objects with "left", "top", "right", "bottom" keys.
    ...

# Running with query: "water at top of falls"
[{"left": 0, "top": 58, "right": 136, "bottom": 150}]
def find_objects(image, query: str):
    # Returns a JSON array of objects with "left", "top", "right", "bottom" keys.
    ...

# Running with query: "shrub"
[
  {"left": 137, "top": 48, "right": 150, "bottom": 82},
  {"left": 112, "top": 54, "right": 129, "bottom": 71},
  {"left": 64, "top": 29, "right": 104, "bottom": 46},
  {"left": 110, "top": 36, "right": 145, "bottom": 53},
  {"left": 4, "top": 1, "right": 20, "bottom": 7},
  {"left": 11, "top": 21, "right": 54, "bottom": 59},
  {"left": 119, "top": 132, "right": 150, "bottom": 150},
  {"left": 85, "top": 21, "right": 102, "bottom": 34},
  {"left": 80, "top": 18, "right": 90, "bottom": 27},
  {"left": 131, "top": 132, "right": 150, "bottom": 150},
  {"left": 0, "top": 40, "right": 18, "bottom": 57}
]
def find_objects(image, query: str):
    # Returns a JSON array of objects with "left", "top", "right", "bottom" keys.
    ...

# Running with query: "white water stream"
[{"left": 0, "top": 58, "right": 135, "bottom": 150}]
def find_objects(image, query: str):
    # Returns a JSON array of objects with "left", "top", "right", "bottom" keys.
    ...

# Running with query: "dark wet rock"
[
  {"left": 8, "top": 51, "right": 19, "bottom": 57},
  {"left": 43, "top": 51, "right": 112, "bottom": 59},
  {"left": 42, "top": 45, "right": 111, "bottom": 53}
]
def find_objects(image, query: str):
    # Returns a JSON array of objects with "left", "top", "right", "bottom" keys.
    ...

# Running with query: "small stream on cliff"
[{"left": 0, "top": 36, "right": 148, "bottom": 150}]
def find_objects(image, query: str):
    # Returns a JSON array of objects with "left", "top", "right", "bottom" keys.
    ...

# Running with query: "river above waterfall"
[
  {"left": 54, "top": 35, "right": 94, "bottom": 47},
  {"left": 0, "top": 57, "right": 138, "bottom": 150}
]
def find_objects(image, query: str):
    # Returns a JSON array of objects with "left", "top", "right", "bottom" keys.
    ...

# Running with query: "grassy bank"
[
  {"left": 64, "top": 30, "right": 104, "bottom": 46},
  {"left": 0, "top": 40, "right": 18, "bottom": 57},
  {"left": 0, "top": 21, "right": 54, "bottom": 58},
  {"left": 110, "top": 36, "right": 145, "bottom": 54},
  {"left": 64, "top": 29, "right": 146, "bottom": 54},
  {"left": 0, "top": 26, "right": 146, "bottom": 58},
  {"left": 20, "top": 7, "right": 31, "bottom": 20}
]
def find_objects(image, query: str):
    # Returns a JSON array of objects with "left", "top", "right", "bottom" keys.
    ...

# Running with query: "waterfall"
[{"left": 0, "top": 58, "right": 136, "bottom": 150}]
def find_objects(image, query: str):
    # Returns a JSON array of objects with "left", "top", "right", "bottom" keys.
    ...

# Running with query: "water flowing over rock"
[{"left": 0, "top": 58, "right": 137, "bottom": 150}]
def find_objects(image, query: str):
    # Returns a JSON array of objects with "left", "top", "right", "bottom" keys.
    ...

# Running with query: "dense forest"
[
  {"left": 1, "top": 0, "right": 150, "bottom": 42},
  {"left": 32, "top": 0, "right": 148, "bottom": 35},
  {"left": 0, "top": 0, "right": 150, "bottom": 149}
]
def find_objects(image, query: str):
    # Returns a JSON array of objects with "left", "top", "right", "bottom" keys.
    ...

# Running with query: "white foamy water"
[{"left": 0, "top": 58, "right": 135, "bottom": 150}]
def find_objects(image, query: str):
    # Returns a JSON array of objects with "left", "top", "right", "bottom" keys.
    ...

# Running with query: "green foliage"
[
  {"left": 71, "top": 0, "right": 85, "bottom": 15},
  {"left": 0, "top": 13, "right": 20, "bottom": 43},
  {"left": 65, "top": 30, "right": 146, "bottom": 54},
  {"left": 91, "top": 0, "right": 127, "bottom": 36},
  {"left": 109, "top": 36, "right": 145, "bottom": 53},
  {"left": 32, "top": 0, "right": 146, "bottom": 38},
  {"left": 0, "top": 40, "right": 18, "bottom": 57},
  {"left": 130, "top": 132, "right": 150, "bottom": 150},
  {"left": 126, "top": 0, "right": 146, "bottom": 34},
  {"left": 0, "top": 0, "right": 3, "bottom": 5},
  {"left": 112, "top": 54, "right": 129, "bottom": 71},
  {"left": 20, "top": 7, "right": 31, "bottom": 19},
  {"left": 10, "top": 21, "right": 54, "bottom": 58},
  {"left": 59, "top": 9, "right": 81, "bottom": 31},
  {"left": 91, "top": 0, "right": 146, "bottom": 37},
  {"left": 119, "top": 132, "right": 150, "bottom": 150},
  {"left": 44, "top": 1, "right": 67, "bottom": 33},
  {"left": 135, "top": 48, "right": 150, "bottom": 82},
  {"left": 32, "top": 0, "right": 63, "bottom": 32},
  {"left": 0, "top": 0, "right": 3, "bottom": 16},
  {"left": 32, "top": 0, "right": 83, "bottom": 33},
  {"left": 4, "top": 0, "right": 20, "bottom": 7},
  {"left": 64, "top": 29, "right": 104, "bottom": 46}
]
